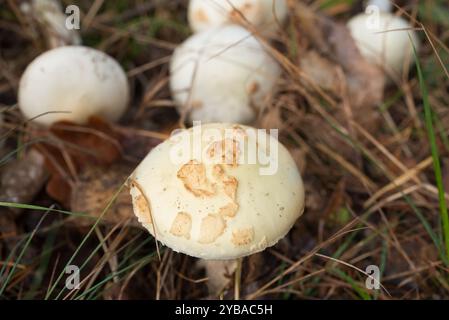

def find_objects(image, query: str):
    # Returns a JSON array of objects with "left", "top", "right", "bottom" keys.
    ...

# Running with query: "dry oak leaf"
[{"left": 35, "top": 116, "right": 122, "bottom": 207}]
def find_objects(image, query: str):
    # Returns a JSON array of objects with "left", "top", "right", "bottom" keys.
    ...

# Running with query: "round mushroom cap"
[
  {"left": 188, "top": 0, "right": 288, "bottom": 34},
  {"left": 170, "top": 25, "right": 281, "bottom": 124},
  {"left": 129, "top": 123, "right": 305, "bottom": 260},
  {"left": 347, "top": 12, "right": 420, "bottom": 76},
  {"left": 18, "top": 46, "right": 129, "bottom": 126}
]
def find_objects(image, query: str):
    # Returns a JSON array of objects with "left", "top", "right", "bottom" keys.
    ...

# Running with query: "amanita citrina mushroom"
[
  {"left": 188, "top": 0, "right": 288, "bottom": 34},
  {"left": 18, "top": 46, "right": 129, "bottom": 126},
  {"left": 347, "top": 1, "right": 420, "bottom": 77},
  {"left": 129, "top": 123, "right": 305, "bottom": 260},
  {"left": 170, "top": 25, "right": 281, "bottom": 124}
]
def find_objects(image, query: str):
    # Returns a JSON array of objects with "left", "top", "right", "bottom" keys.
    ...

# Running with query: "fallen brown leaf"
[
  {"left": 70, "top": 163, "right": 137, "bottom": 227},
  {"left": 34, "top": 116, "right": 126, "bottom": 207}
]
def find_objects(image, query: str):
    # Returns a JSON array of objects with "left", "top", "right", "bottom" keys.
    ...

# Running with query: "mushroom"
[
  {"left": 18, "top": 46, "right": 130, "bottom": 126},
  {"left": 188, "top": 0, "right": 288, "bottom": 34},
  {"left": 20, "top": 0, "right": 81, "bottom": 48},
  {"left": 170, "top": 25, "right": 281, "bottom": 124},
  {"left": 129, "top": 123, "right": 305, "bottom": 260},
  {"left": 346, "top": 2, "right": 420, "bottom": 78}
]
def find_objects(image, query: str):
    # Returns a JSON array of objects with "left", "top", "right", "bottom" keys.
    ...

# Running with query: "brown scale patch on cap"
[
  {"left": 231, "top": 227, "right": 254, "bottom": 246},
  {"left": 222, "top": 176, "right": 238, "bottom": 201},
  {"left": 198, "top": 214, "right": 226, "bottom": 244},
  {"left": 133, "top": 194, "right": 152, "bottom": 224},
  {"left": 219, "top": 202, "right": 239, "bottom": 218},
  {"left": 170, "top": 212, "right": 192, "bottom": 239},
  {"left": 212, "top": 164, "right": 225, "bottom": 178},
  {"left": 194, "top": 9, "right": 209, "bottom": 22},
  {"left": 247, "top": 81, "right": 260, "bottom": 95},
  {"left": 212, "top": 165, "right": 238, "bottom": 201},
  {"left": 207, "top": 139, "right": 239, "bottom": 167},
  {"left": 229, "top": 2, "right": 254, "bottom": 22},
  {"left": 177, "top": 160, "right": 215, "bottom": 197}
]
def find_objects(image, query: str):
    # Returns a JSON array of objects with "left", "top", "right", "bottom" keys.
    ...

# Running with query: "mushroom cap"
[
  {"left": 188, "top": 0, "right": 288, "bottom": 34},
  {"left": 18, "top": 46, "right": 129, "bottom": 126},
  {"left": 170, "top": 25, "right": 281, "bottom": 124},
  {"left": 129, "top": 123, "right": 305, "bottom": 260},
  {"left": 347, "top": 12, "right": 420, "bottom": 76}
]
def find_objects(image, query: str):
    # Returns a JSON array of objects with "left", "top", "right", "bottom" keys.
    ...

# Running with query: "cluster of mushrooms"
[
  {"left": 15, "top": 0, "right": 420, "bottom": 262},
  {"left": 133, "top": 0, "right": 304, "bottom": 260}
]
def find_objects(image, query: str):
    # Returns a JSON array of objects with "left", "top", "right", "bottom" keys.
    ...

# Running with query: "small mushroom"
[
  {"left": 18, "top": 46, "right": 129, "bottom": 126},
  {"left": 21, "top": 0, "right": 81, "bottom": 48},
  {"left": 170, "top": 25, "right": 281, "bottom": 124},
  {"left": 188, "top": 0, "right": 288, "bottom": 34},
  {"left": 346, "top": 7, "right": 420, "bottom": 78},
  {"left": 129, "top": 123, "right": 305, "bottom": 260}
]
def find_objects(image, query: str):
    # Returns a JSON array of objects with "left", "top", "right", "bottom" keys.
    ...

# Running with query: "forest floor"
[{"left": 1, "top": 0, "right": 449, "bottom": 299}]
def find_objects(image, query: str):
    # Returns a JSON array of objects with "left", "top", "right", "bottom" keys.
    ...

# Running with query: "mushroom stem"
[
  {"left": 197, "top": 258, "right": 239, "bottom": 297},
  {"left": 234, "top": 257, "right": 243, "bottom": 300}
]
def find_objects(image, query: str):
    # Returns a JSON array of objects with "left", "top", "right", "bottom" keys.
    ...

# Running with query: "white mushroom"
[
  {"left": 21, "top": 0, "right": 81, "bottom": 48},
  {"left": 170, "top": 25, "right": 281, "bottom": 124},
  {"left": 129, "top": 123, "right": 305, "bottom": 260},
  {"left": 18, "top": 46, "right": 130, "bottom": 126},
  {"left": 188, "top": 0, "right": 288, "bottom": 34},
  {"left": 347, "top": 10, "right": 420, "bottom": 77}
]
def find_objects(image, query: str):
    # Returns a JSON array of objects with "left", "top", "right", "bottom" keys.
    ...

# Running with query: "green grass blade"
[
  {"left": 332, "top": 268, "right": 372, "bottom": 300},
  {"left": 415, "top": 44, "right": 449, "bottom": 264},
  {"left": 23, "top": 228, "right": 58, "bottom": 299},
  {"left": 75, "top": 254, "right": 155, "bottom": 300},
  {"left": 0, "top": 210, "right": 49, "bottom": 295},
  {"left": 44, "top": 179, "right": 128, "bottom": 299},
  {"left": 0, "top": 202, "right": 91, "bottom": 218}
]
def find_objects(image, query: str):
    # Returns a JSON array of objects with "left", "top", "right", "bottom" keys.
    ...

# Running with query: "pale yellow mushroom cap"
[{"left": 129, "top": 123, "right": 305, "bottom": 260}]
